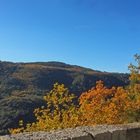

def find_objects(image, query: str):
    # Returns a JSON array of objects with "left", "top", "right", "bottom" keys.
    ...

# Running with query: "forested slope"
[{"left": 0, "top": 61, "right": 129, "bottom": 134}]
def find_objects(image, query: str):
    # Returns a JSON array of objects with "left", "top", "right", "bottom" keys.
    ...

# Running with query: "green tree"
[
  {"left": 128, "top": 54, "right": 140, "bottom": 121},
  {"left": 128, "top": 54, "right": 140, "bottom": 86}
]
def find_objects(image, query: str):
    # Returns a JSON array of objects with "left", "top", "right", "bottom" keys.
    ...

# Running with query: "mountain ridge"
[{"left": 0, "top": 60, "right": 126, "bottom": 74}]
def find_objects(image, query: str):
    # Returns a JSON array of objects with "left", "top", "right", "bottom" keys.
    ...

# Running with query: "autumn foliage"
[
  {"left": 79, "top": 81, "right": 132, "bottom": 125},
  {"left": 9, "top": 83, "right": 80, "bottom": 134},
  {"left": 10, "top": 54, "right": 140, "bottom": 134}
]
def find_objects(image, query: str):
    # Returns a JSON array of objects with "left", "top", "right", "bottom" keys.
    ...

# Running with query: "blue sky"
[{"left": 0, "top": 0, "right": 140, "bottom": 72}]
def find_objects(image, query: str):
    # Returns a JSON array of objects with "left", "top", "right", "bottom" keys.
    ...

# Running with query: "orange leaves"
[{"left": 79, "top": 81, "right": 138, "bottom": 125}]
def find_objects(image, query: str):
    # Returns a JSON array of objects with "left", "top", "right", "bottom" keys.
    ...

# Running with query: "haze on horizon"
[{"left": 0, "top": 0, "right": 140, "bottom": 73}]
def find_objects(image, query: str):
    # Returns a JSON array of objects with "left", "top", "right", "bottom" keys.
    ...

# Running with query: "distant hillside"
[{"left": 0, "top": 61, "right": 129, "bottom": 135}]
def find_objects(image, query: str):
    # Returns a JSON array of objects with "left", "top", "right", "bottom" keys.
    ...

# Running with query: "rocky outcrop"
[{"left": 1, "top": 123, "right": 140, "bottom": 140}]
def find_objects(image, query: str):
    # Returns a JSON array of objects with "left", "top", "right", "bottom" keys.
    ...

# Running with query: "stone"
[{"left": 1, "top": 123, "right": 140, "bottom": 140}]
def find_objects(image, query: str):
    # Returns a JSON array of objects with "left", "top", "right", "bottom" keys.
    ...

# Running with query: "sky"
[{"left": 0, "top": 0, "right": 140, "bottom": 73}]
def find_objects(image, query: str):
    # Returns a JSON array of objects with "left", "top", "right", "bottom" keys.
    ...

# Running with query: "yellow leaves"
[
  {"left": 9, "top": 127, "right": 24, "bottom": 134},
  {"left": 19, "top": 120, "right": 23, "bottom": 127},
  {"left": 10, "top": 83, "right": 79, "bottom": 134}
]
